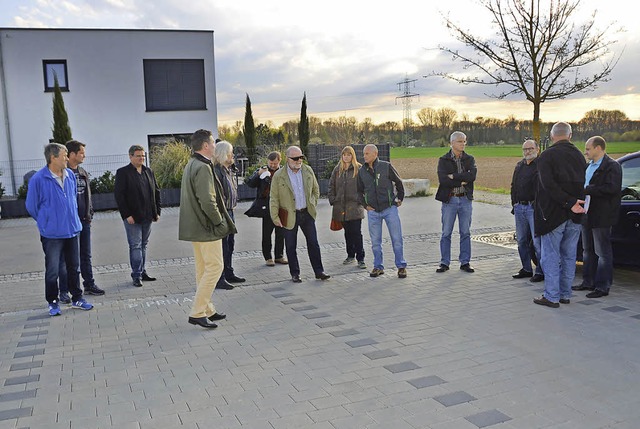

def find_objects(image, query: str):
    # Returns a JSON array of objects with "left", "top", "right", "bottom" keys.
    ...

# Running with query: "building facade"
[{"left": 0, "top": 28, "right": 217, "bottom": 195}]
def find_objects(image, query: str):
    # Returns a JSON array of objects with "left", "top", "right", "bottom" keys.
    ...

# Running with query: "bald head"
[
  {"left": 550, "top": 122, "right": 572, "bottom": 144},
  {"left": 363, "top": 144, "right": 378, "bottom": 167}
]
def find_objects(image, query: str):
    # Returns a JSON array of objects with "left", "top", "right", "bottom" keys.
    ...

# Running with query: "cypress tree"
[
  {"left": 298, "top": 92, "right": 310, "bottom": 154},
  {"left": 52, "top": 75, "right": 72, "bottom": 143},
  {"left": 243, "top": 93, "right": 256, "bottom": 163}
]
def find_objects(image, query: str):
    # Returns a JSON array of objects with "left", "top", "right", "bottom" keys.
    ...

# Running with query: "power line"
[{"left": 396, "top": 76, "right": 419, "bottom": 146}]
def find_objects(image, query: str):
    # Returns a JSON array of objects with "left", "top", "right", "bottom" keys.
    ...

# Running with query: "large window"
[
  {"left": 43, "top": 60, "right": 69, "bottom": 92},
  {"left": 143, "top": 59, "right": 206, "bottom": 112}
]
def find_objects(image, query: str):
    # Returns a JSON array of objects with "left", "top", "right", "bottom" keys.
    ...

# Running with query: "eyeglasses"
[{"left": 288, "top": 156, "right": 305, "bottom": 161}]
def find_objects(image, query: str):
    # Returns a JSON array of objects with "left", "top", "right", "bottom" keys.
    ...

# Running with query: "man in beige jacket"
[
  {"left": 270, "top": 146, "right": 330, "bottom": 283},
  {"left": 179, "top": 129, "right": 236, "bottom": 328}
]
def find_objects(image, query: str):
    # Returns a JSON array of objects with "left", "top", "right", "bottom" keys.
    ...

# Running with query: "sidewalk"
[{"left": 1, "top": 195, "right": 639, "bottom": 428}]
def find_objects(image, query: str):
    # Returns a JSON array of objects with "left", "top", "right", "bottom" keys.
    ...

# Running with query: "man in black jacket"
[
  {"left": 357, "top": 144, "right": 407, "bottom": 278},
  {"left": 435, "top": 131, "right": 477, "bottom": 274},
  {"left": 510, "top": 139, "right": 544, "bottom": 282},
  {"left": 245, "top": 151, "right": 287, "bottom": 266},
  {"left": 572, "top": 136, "right": 622, "bottom": 298},
  {"left": 114, "top": 145, "right": 161, "bottom": 287},
  {"left": 533, "top": 122, "right": 586, "bottom": 308}
]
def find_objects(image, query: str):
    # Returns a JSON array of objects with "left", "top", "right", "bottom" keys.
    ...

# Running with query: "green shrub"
[
  {"left": 90, "top": 171, "right": 116, "bottom": 194},
  {"left": 0, "top": 169, "right": 4, "bottom": 199},
  {"left": 321, "top": 157, "right": 339, "bottom": 179},
  {"left": 150, "top": 141, "right": 192, "bottom": 188},
  {"left": 17, "top": 182, "right": 28, "bottom": 199}
]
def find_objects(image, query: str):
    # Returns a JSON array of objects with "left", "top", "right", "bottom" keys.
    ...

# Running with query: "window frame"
[{"left": 43, "top": 59, "right": 69, "bottom": 92}]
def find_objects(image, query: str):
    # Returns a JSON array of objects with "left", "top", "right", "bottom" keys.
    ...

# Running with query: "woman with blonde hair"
[{"left": 328, "top": 146, "right": 366, "bottom": 269}]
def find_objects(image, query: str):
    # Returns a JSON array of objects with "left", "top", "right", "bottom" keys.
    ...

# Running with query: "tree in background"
[
  {"left": 52, "top": 75, "right": 72, "bottom": 143},
  {"left": 298, "top": 92, "right": 310, "bottom": 154},
  {"left": 433, "top": 0, "right": 621, "bottom": 142},
  {"left": 243, "top": 94, "right": 257, "bottom": 163}
]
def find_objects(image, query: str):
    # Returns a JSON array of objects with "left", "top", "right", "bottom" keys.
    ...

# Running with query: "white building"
[{"left": 0, "top": 28, "right": 217, "bottom": 195}]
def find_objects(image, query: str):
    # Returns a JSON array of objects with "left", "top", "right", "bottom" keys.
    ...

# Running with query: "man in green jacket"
[
  {"left": 179, "top": 129, "right": 237, "bottom": 329},
  {"left": 270, "top": 146, "right": 330, "bottom": 283}
]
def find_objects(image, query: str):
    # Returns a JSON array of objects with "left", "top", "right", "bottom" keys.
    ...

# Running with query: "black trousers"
[
  {"left": 218, "top": 210, "right": 236, "bottom": 284},
  {"left": 284, "top": 210, "right": 324, "bottom": 276},
  {"left": 262, "top": 215, "right": 285, "bottom": 260},
  {"left": 343, "top": 219, "right": 365, "bottom": 262}
]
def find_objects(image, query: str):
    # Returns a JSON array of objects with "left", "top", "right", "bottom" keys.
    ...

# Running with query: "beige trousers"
[{"left": 190, "top": 240, "right": 223, "bottom": 318}]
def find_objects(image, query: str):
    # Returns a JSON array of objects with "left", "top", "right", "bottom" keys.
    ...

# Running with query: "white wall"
[{"left": 0, "top": 28, "right": 217, "bottom": 193}]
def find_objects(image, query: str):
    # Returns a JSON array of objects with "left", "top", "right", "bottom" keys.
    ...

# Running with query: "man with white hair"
[
  {"left": 435, "top": 131, "right": 477, "bottom": 274},
  {"left": 533, "top": 122, "right": 586, "bottom": 308},
  {"left": 510, "top": 139, "right": 544, "bottom": 282},
  {"left": 270, "top": 146, "right": 330, "bottom": 283}
]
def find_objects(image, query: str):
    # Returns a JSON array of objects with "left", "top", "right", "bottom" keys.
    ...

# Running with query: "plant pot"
[
  {"left": 160, "top": 188, "right": 181, "bottom": 207},
  {"left": 0, "top": 198, "right": 28, "bottom": 218},
  {"left": 91, "top": 193, "right": 117, "bottom": 211}
]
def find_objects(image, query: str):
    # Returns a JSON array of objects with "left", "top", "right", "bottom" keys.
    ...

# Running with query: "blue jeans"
[
  {"left": 367, "top": 205, "right": 406, "bottom": 270},
  {"left": 59, "top": 220, "right": 96, "bottom": 293},
  {"left": 440, "top": 196, "right": 472, "bottom": 266},
  {"left": 540, "top": 220, "right": 581, "bottom": 303},
  {"left": 41, "top": 235, "right": 82, "bottom": 304},
  {"left": 582, "top": 225, "right": 613, "bottom": 292},
  {"left": 284, "top": 211, "right": 324, "bottom": 276},
  {"left": 123, "top": 220, "right": 152, "bottom": 280},
  {"left": 514, "top": 203, "right": 542, "bottom": 275}
]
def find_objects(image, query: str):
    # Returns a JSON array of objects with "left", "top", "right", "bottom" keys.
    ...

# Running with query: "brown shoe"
[
  {"left": 274, "top": 258, "right": 288, "bottom": 265},
  {"left": 265, "top": 259, "right": 275, "bottom": 266},
  {"left": 398, "top": 267, "right": 407, "bottom": 278},
  {"left": 370, "top": 268, "right": 384, "bottom": 278},
  {"left": 533, "top": 296, "right": 559, "bottom": 308}
]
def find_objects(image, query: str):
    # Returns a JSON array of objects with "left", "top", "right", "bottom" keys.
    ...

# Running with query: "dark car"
[{"left": 612, "top": 151, "right": 640, "bottom": 266}]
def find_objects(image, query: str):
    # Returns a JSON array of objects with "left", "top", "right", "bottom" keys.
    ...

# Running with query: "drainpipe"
[{"left": 0, "top": 31, "right": 17, "bottom": 195}]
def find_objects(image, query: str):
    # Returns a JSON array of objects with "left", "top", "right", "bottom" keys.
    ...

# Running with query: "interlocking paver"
[{"left": 1, "top": 197, "right": 640, "bottom": 429}]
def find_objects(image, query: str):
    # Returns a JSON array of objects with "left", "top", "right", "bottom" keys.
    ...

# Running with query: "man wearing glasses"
[
  {"left": 114, "top": 145, "right": 161, "bottom": 287},
  {"left": 510, "top": 139, "right": 544, "bottom": 282},
  {"left": 270, "top": 146, "right": 330, "bottom": 283}
]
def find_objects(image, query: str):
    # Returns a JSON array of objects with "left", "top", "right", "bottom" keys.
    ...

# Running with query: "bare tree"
[{"left": 431, "top": 0, "right": 622, "bottom": 141}]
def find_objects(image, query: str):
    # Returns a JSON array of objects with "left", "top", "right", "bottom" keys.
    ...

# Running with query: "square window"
[
  {"left": 143, "top": 59, "right": 206, "bottom": 111},
  {"left": 43, "top": 60, "right": 69, "bottom": 92}
]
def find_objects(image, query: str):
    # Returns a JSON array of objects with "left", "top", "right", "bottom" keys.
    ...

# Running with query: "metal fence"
[{"left": 0, "top": 154, "right": 130, "bottom": 196}]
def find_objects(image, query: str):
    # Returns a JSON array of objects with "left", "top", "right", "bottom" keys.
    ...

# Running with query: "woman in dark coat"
[{"left": 328, "top": 146, "right": 366, "bottom": 269}]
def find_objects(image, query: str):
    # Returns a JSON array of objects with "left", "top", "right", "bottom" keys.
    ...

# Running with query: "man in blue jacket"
[{"left": 26, "top": 143, "right": 94, "bottom": 316}]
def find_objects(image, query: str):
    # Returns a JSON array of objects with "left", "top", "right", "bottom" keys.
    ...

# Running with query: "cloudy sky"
[{"left": 1, "top": 0, "right": 638, "bottom": 126}]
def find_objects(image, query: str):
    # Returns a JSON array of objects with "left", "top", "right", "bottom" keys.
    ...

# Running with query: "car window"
[{"left": 620, "top": 156, "right": 640, "bottom": 201}]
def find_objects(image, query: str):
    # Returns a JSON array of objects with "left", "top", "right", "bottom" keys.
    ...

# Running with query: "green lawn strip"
[{"left": 391, "top": 142, "right": 640, "bottom": 159}]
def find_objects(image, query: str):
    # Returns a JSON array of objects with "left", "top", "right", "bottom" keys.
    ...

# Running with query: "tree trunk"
[{"left": 532, "top": 101, "right": 541, "bottom": 147}]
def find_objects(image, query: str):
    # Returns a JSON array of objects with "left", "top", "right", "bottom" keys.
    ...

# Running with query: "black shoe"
[
  {"left": 512, "top": 269, "right": 533, "bottom": 279},
  {"left": 559, "top": 298, "right": 570, "bottom": 304},
  {"left": 292, "top": 275, "right": 302, "bottom": 283},
  {"left": 436, "top": 264, "right": 449, "bottom": 273},
  {"left": 586, "top": 290, "right": 609, "bottom": 298},
  {"left": 59, "top": 292, "right": 72, "bottom": 304},
  {"left": 132, "top": 278, "right": 143, "bottom": 287},
  {"left": 188, "top": 317, "right": 218, "bottom": 329},
  {"left": 315, "top": 272, "right": 331, "bottom": 280},
  {"left": 208, "top": 312, "right": 226, "bottom": 321},
  {"left": 217, "top": 280, "right": 235, "bottom": 290},
  {"left": 529, "top": 274, "right": 545, "bottom": 283},
  {"left": 84, "top": 285, "right": 105, "bottom": 296},
  {"left": 226, "top": 275, "right": 246, "bottom": 283},
  {"left": 460, "top": 264, "right": 475, "bottom": 273},
  {"left": 141, "top": 272, "right": 156, "bottom": 281},
  {"left": 533, "top": 296, "right": 559, "bottom": 308},
  {"left": 572, "top": 283, "right": 595, "bottom": 291}
]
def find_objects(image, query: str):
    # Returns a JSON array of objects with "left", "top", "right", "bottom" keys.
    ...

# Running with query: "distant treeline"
[{"left": 218, "top": 109, "right": 640, "bottom": 148}]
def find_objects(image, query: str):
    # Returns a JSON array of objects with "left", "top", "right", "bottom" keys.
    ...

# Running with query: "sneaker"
[
  {"left": 357, "top": 261, "right": 367, "bottom": 269},
  {"left": 84, "top": 285, "right": 105, "bottom": 296},
  {"left": 398, "top": 267, "right": 407, "bottom": 278},
  {"left": 266, "top": 259, "right": 275, "bottom": 266},
  {"left": 59, "top": 292, "right": 71, "bottom": 304},
  {"left": 274, "top": 258, "right": 288, "bottom": 265},
  {"left": 343, "top": 257, "right": 355, "bottom": 265},
  {"left": 72, "top": 299, "right": 94, "bottom": 311},
  {"left": 48, "top": 301, "right": 61, "bottom": 317},
  {"left": 370, "top": 268, "right": 384, "bottom": 278}
]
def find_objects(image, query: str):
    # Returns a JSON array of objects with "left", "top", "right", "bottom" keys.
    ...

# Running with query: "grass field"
[{"left": 391, "top": 142, "right": 640, "bottom": 159}]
